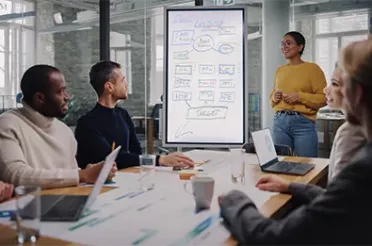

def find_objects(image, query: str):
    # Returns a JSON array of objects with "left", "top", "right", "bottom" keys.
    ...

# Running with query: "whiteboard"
[{"left": 163, "top": 7, "right": 247, "bottom": 147}]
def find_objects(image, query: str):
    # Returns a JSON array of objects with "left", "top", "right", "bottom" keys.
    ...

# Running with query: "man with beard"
[
  {"left": 75, "top": 61, "right": 194, "bottom": 169},
  {"left": 218, "top": 38, "right": 372, "bottom": 244},
  {"left": 0, "top": 65, "right": 116, "bottom": 189}
]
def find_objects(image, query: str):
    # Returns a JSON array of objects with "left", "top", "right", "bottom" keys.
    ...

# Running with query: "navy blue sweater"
[{"left": 75, "top": 103, "right": 145, "bottom": 169}]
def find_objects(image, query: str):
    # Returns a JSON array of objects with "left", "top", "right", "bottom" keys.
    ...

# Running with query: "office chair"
[{"left": 243, "top": 142, "right": 293, "bottom": 156}]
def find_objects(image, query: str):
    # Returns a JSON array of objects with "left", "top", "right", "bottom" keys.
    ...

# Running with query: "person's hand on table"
[
  {"left": 159, "top": 152, "right": 195, "bottom": 168},
  {"left": 0, "top": 181, "right": 14, "bottom": 202},
  {"left": 255, "top": 175, "right": 290, "bottom": 193},
  {"left": 283, "top": 92, "right": 300, "bottom": 104},
  {"left": 272, "top": 89, "right": 283, "bottom": 104},
  {"left": 79, "top": 162, "right": 117, "bottom": 184}
]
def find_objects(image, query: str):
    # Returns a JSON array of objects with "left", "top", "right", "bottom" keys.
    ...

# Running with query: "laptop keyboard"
[
  {"left": 42, "top": 195, "right": 87, "bottom": 221},
  {"left": 274, "top": 162, "right": 298, "bottom": 172}
]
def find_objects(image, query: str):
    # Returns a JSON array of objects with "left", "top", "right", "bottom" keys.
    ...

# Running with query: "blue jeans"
[{"left": 272, "top": 112, "right": 318, "bottom": 157}]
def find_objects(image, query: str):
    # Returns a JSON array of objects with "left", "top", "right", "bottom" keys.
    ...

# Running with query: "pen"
[
  {"left": 111, "top": 142, "right": 116, "bottom": 152},
  {"left": 195, "top": 160, "right": 211, "bottom": 166}
]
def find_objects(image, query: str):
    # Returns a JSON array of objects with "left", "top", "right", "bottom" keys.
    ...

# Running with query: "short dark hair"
[
  {"left": 20, "top": 64, "right": 60, "bottom": 103},
  {"left": 89, "top": 61, "right": 121, "bottom": 96},
  {"left": 284, "top": 31, "right": 306, "bottom": 55}
]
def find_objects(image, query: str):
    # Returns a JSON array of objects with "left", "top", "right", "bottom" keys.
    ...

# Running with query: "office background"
[{"left": 0, "top": 0, "right": 369, "bottom": 155}]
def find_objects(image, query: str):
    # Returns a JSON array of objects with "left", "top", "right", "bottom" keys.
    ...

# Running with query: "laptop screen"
[
  {"left": 83, "top": 146, "right": 121, "bottom": 211},
  {"left": 251, "top": 129, "right": 278, "bottom": 166}
]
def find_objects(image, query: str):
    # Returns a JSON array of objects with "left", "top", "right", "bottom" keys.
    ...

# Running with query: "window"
[
  {"left": 110, "top": 32, "right": 132, "bottom": 94},
  {"left": 315, "top": 12, "right": 369, "bottom": 84},
  {"left": 0, "top": 0, "right": 35, "bottom": 109}
]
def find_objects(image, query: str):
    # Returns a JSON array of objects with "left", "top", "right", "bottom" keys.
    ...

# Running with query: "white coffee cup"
[{"left": 184, "top": 176, "right": 215, "bottom": 210}]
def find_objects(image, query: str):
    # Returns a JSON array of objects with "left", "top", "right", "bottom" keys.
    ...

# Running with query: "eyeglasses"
[{"left": 279, "top": 41, "right": 294, "bottom": 49}]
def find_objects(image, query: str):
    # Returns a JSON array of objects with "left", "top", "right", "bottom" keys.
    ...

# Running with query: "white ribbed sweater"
[{"left": 0, "top": 102, "right": 79, "bottom": 189}]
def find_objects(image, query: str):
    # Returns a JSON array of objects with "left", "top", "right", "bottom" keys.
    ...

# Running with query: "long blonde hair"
[{"left": 339, "top": 36, "right": 372, "bottom": 103}]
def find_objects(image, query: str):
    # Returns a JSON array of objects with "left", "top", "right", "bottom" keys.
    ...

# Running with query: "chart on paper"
[{"left": 164, "top": 8, "right": 247, "bottom": 146}]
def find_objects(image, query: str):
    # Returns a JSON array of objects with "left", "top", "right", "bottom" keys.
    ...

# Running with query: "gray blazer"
[{"left": 220, "top": 142, "right": 372, "bottom": 245}]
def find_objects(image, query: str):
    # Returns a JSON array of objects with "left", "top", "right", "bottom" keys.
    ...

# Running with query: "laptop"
[
  {"left": 251, "top": 129, "right": 314, "bottom": 175},
  {"left": 17, "top": 146, "right": 121, "bottom": 222}
]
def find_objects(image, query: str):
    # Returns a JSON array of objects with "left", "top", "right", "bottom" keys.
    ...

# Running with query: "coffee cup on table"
[{"left": 184, "top": 176, "right": 215, "bottom": 211}]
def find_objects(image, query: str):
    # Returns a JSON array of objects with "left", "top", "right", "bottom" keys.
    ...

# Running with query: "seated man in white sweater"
[{"left": 0, "top": 65, "right": 116, "bottom": 189}]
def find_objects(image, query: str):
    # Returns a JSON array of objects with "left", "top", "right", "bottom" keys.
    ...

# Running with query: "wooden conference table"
[{"left": 0, "top": 155, "right": 328, "bottom": 245}]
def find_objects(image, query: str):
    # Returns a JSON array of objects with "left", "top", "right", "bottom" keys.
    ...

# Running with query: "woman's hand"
[
  {"left": 283, "top": 93, "right": 300, "bottom": 104},
  {"left": 272, "top": 89, "right": 283, "bottom": 103},
  {"left": 256, "top": 175, "right": 290, "bottom": 193}
]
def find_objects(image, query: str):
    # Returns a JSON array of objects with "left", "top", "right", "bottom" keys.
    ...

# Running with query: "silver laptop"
[
  {"left": 251, "top": 129, "right": 314, "bottom": 176},
  {"left": 17, "top": 146, "right": 121, "bottom": 222}
]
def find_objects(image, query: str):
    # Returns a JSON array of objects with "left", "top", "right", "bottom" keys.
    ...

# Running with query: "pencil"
[
  {"left": 195, "top": 160, "right": 211, "bottom": 166},
  {"left": 107, "top": 141, "right": 116, "bottom": 183}
]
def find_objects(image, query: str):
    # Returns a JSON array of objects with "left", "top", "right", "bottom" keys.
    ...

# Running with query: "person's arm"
[
  {"left": 75, "top": 118, "right": 140, "bottom": 170},
  {"left": 288, "top": 183, "right": 325, "bottom": 204},
  {"left": 298, "top": 65, "right": 327, "bottom": 110},
  {"left": 220, "top": 160, "right": 367, "bottom": 245},
  {"left": 0, "top": 126, "right": 79, "bottom": 189}
]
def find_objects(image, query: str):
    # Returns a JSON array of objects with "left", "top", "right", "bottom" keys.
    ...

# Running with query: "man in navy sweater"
[{"left": 75, "top": 61, "right": 194, "bottom": 170}]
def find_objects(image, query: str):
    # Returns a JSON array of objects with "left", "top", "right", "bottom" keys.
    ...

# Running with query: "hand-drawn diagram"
[
  {"left": 219, "top": 64, "right": 235, "bottom": 75},
  {"left": 219, "top": 79, "right": 235, "bottom": 88},
  {"left": 199, "top": 64, "right": 215, "bottom": 74},
  {"left": 198, "top": 79, "right": 217, "bottom": 88},
  {"left": 186, "top": 106, "right": 228, "bottom": 120},
  {"left": 168, "top": 14, "right": 242, "bottom": 140},
  {"left": 174, "top": 77, "right": 191, "bottom": 88},
  {"left": 174, "top": 121, "right": 193, "bottom": 139},
  {"left": 219, "top": 92, "right": 235, "bottom": 103}
]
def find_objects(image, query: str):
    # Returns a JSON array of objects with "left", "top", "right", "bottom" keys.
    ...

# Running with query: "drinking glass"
[
  {"left": 14, "top": 185, "right": 41, "bottom": 244},
  {"left": 139, "top": 154, "right": 156, "bottom": 191},
  {"left": 229, "top": 148, "right": 246, "bottom": 183}
]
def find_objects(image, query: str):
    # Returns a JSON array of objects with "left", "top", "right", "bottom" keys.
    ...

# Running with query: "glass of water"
[
  {"left": 229, "top": 148, "right": 246, "bottom": 183},
  {"left": 139, "top": 154, "right": 156, "bottom": 191},
  {"left": 14, "top": 185, "right": 41, "bottom": 244}
]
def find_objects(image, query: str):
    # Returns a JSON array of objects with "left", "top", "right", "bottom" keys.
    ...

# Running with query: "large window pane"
[
  {"left": 315, "top": 38, "right": 338, "bottom": 84},
  {"left": 36, "top": 0, "right": 99, "bottom": 125},
  {"left": 341, "top": 34, "right": 368, "bottom": 48}
]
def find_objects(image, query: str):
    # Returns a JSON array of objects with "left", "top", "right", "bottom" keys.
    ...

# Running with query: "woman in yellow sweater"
[{"left": 270, "top": 31, "right": 327, "bottom": 157}]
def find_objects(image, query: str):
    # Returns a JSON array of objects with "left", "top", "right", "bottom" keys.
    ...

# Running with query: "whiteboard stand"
[{"left": 163, "top": 6, "right": 248, "bottom": 148}]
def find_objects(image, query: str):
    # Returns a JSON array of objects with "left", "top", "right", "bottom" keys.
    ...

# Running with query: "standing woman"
[{"left": 270, "top": 31, "right": 327, "bottom": 157}]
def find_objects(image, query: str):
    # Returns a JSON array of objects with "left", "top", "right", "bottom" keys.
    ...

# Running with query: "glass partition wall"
[{"left": 0, "top": 0, "right": 369, "bottom": 154}]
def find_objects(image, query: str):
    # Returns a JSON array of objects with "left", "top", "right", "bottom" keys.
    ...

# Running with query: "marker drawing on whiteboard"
[
  {"left": 193, "top": 34, "right": 215, "bottom": 52},
  {"left": 186, "top": 106, "right": 228, "bottom": 120},
  {"left": 219, "top": 64, "right": 235, "bottom": 75},
  {"left": 175, "top": 121, "right": 193, "bottom": 139},
  {"left": 199, "top": 65, "right": 215, "bottom": 74},
  {"left": 219, "top": 92, "right": 235, "bottom": 103},
  {"left": 172, "top": 30, "right": 194, "bottom": 45}
]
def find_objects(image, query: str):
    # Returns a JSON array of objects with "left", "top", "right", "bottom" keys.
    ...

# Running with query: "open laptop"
[
  {"left": 17, "top": 146, "right": 121, "bottom": 222},
  {"left": 251, "top": 129, "right": 314, "bottom": 176}
]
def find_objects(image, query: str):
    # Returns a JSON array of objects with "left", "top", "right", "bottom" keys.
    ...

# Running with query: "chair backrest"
[
  {"left": 243, "top": 142, "right": 293, "bottom": 156},
  {"left": 151, "top": 103, "right": 163, "bottom": 139},
  {"left": 274, "top": 144, "right": 293, "bottom": 156}
]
